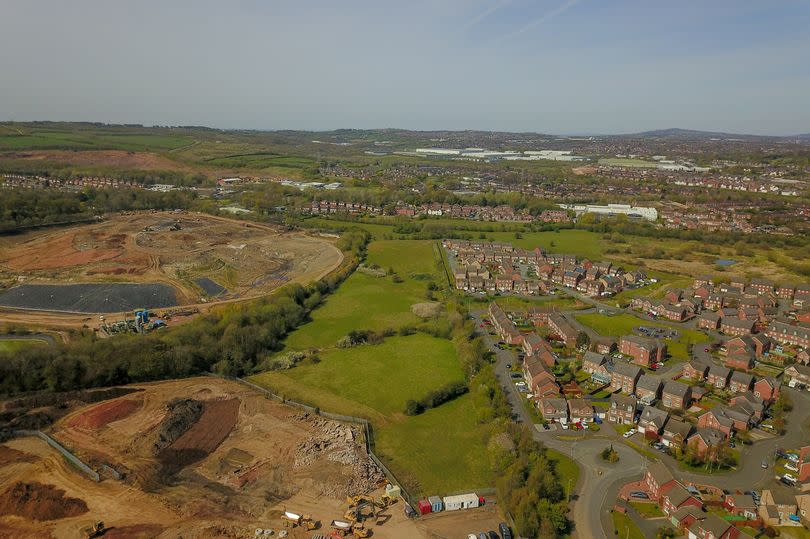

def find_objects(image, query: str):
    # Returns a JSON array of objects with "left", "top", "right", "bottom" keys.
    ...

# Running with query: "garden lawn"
[
  {"left": 374, "top": 394, "right": 491, "bottom": 495},
  {"left": 611, "top": 511, "right": 646, "bottom": 539},
  {"left": 574, "top": 313, "right": 708, "bottom": 361}
]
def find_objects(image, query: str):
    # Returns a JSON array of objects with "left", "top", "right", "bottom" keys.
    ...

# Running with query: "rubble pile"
[{"left": 292, "top": 413, "right": 384, "bottom": 496}]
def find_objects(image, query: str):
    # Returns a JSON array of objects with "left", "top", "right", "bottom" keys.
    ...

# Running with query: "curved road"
[{"left": 474, "top": 308, "right": 810, "bottom": 538}]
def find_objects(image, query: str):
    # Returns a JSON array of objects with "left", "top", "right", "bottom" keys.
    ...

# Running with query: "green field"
[
  {"left": 374, "top": 394, "right": 492, "bottom": 493},
  {"left": 206, "top": 153, "right": 315, "bottom": 170},
  {"left": 281, "top": 240, "right": 436, "bottom": 351},
  {"left": 252, "top": 334, "right": 462, "bottom": 419},
  {"left": 599, "top": 157, "right": 659, "bottom": 168},
  {"left": 574, "top": 313, "right": 708, "bottom": 361},
  {"left": 251, "top": 239, "right": 492, "bottom": 494},
  {"left": 0, "top": 130, "right": 191, "bottom": 151},
  {"left": 0, "top": 338, "right": 48, "bottom": 353}
]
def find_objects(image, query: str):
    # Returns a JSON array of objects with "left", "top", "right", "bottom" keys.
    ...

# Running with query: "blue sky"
[{"left": 1, "top": 0, "right": 808, "bottom": 134}]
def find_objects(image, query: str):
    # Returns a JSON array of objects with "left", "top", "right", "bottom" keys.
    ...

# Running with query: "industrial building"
[{"left": 559, "top": 203, "right": 658, "bottom": 221}]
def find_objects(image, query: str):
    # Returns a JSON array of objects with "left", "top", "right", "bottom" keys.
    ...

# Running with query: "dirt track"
[{"left": 0, "top": 211, "right": 343, "bottom": 328}]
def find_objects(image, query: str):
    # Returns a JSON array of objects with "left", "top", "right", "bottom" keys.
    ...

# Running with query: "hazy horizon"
[{"left": 2, "top": 0, "right": 809, "bottom": 136}]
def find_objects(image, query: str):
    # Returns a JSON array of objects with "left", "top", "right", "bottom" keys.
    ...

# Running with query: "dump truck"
[
  {"left": 282, "top": 511, "right": 317, "bottom": 530},
  {"left": 352, "top": 523, "right": 371, "bottom": 538},
  {"left": 81, "top": 521, "right": 106, "bottom": 538},
  {"left": 330, "top": 520, "right": 353, "bottom": 536}
]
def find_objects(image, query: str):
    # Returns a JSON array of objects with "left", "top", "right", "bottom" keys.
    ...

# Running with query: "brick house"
[
  {"left": 661, "top": 483, "right": 703, "bottom": 516},
  {"left": 687, "top": 428, "right": 726, "bottom": 458},
  {"left": 682, "top": 360, "right": 709, "bottom": 381},
  {"left": 662, "top": 417, "right": 694, "bottom": 448},
  {"left": 785, "top": 364, "right": 810, "bottom": 388},
  {"left": 547, "top": 314, "right": 579, "bottom": 347},
  {"left": 706, "top": 365, "right": 731, "bottom": 389},
  {"left": 798, "top": 446, "right": 810, "bottom": 482},
  {"left": 638, "top": 405, "right": 669, "bottom": 437},
  {"left": 720, "top": 316, "right": 756, "bottom": 336},
  {"left": 644, "top": 461, "right": 676, "bottom": 501},
  {"left": 724, "top": 351, "right": 754, "bottom": 371},
  {"left": 753, "top": 377, "right": 780, "bottom": 403},
  {"left": 567, "top": 398, "right": 593, "bottom": 424},
  {"left": 728, "top": 371, "right": 754, "bottom": 393},
  {"left": 538, "top": 398, "right": 568, "bottom": 422},
  {"left": 749, "top": 278, "right": 775, "bottom": 295},
  {"left": 593, "top": 337, "right": 617, "bottom": 355},
  {"left": 777, "top": 284, "right": 796, "bottom": 300},
  {"left": 725, "top": 335, "right": 772, "bottom": 358},
  {"left": 636, "top": 375, "right": 663, "bottom": 404},
  {"left": 607, "top": 394, "right": 637, "bottom": 424},
  {"left": 686, "top": 513, "right": 735, "bottom": 539},
  {"left": 725, "top": 494, "right": 758, "bottom": 519},
  {"left": 582, "top": 351, "right": 608, "bottom": 374},
  {"left": 698, "top": 311, "right": 721, "bottom": 331},
  {"left": 610, "top": 363, "right": 643, "bottom": 394},
  {"left": 620, "top": 335, "right": 666, "bottom": 367},
  {"left": 662, "top": 381, "right": 692, "bottom": 409},
  {"left": 766, "top": 320, "right": 810, "bottom": 348}
]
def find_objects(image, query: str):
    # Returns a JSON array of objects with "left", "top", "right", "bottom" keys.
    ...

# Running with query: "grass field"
[
  {"left": 281, "top": 240, "right": 436, "bottom": 351},
  {"left": 0, "top": 130, "right": 191, "bottom": 151},
  {"left": 0, "top": 338, "right": 48, "bottom": 353},
  {"left": 251, "top": 334, "right": 462, "bottom": 419},
  {"left": 574, "top": 313, "right": 708, "bottom": 361},
  {"left": 205, "top": 153, "right": 315, "bottom": 170},
  {"left": 373, "top": 394, "right": 492, "bottom": 493},
  {"left": 599, "top": 157, "right": 659, "bottom": 168},
  {"left": 546, "top": 448, "right": 580, "bottom": 497},
  {"left": 251, "top": 239, "right": 492, "bottom": 494}
]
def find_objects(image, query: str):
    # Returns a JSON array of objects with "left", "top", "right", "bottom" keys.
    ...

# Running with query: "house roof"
[
  {"left": 727, "top": 494, "right": 757, "bottom": 509},
  {"left": 708, "top": 365, "right": 731, "bottom": 378},
  {"left": 610, "top": 393, "right": 637, "bottom": 410},
  {"left": 582, "top": 351, "right": 607, "bottom": 366},
  {"left": 689, "top": 514, "right": 731, "bottom": 538},
  {"left": 612, "top": 362, "right": 643, "bottom": 379},
  {"left": 663, "top": 380, "right": 690, "bottom": 397},
  {"left": 636, "top": 375, "right": 663, "bottom": 392},
  {"left": 689, "top": 427, "right": 725, "bottom": 447},
  {"left": 664, "top": 418, "right": 693, "bottom": 439},
  {"left": 731, "top": 371, "right": 754, "bottom": 385},
  {"left": 665, "top": 484, "right": 696, "bottom": 508},
  {"left": 646, "top": 460, "right": 673, "bottom": 487},
  {"left": 640, "top": 405, "right": 669, "bottom": 428}
]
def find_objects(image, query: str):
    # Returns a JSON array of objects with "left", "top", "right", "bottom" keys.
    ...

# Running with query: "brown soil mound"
[
  {"left": 0, "top": 445, "right": 35, "bottom": 466},
  {"left": 152, "top": 398, "right": 204, "bottom": 455},
  {"left": 68, "top": 398, "right": 142, "bottom": 430},
  {"left": 158, "top": 398, "right": 239, "bottom": 473},
  {"left": 0, "top": 482, "right": 88, "bottom": 521},
  {"left": 4, "top": 150, "right": 192, "bottom": 172}
]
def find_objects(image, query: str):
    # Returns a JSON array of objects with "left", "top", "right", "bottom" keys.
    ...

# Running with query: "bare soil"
[
  {"left": 0, "top": 377, "right": 502, "bottom": 538},
  {"left": 0, "top": 211, "right": 343, "bottom": 327},
  {"left": 0, "top": 481, "right": 88, "bottom": 521},
  {"left": 1, "top": 150, "right": 195, "bottom": 172}
]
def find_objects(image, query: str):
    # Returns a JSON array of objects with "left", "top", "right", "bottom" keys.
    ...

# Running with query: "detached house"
[
  {"left": 662, "top": 417, "right": 693, "bottom": 448},
  {"left": 636, "top": 375, "right": 663, "bottom": 404},
  {"left": 610, "top": 363, "right": 643, "bottom": 394},
  {"left": 687, "top": 428, "right": 726, "bottom": 458},
  {"left": 662, "top": 381, "right": 692, "bottom": 410},
  {"left": 638, "top": 405, "right": 669, "bottom": 437},
  {"left": 644, "top": 461, "right": 676, "bottom": 501},
  {"left": 538, "top": 397, "right": 568, "bottom": 422},
  {"left": 607, "top": 394, "right": 637, "bottom": 424}
]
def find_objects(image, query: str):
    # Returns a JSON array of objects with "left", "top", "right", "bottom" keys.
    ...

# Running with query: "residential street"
[{"left": 473, "top": 307, "right": 810, "bottom": 539}]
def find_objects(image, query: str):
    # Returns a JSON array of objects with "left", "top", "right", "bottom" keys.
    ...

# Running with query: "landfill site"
[
  {"left": 0, "top": 211, "right": 342, "bottom": 326},
  {"left": 0, "top": 377, "right": 502, "bottom": 538}
]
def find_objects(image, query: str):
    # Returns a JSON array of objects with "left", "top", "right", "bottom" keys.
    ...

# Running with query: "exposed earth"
[
  {"left": 0, "top": 211, "right": 342, "bottom": 323},
  {"left": 0, "top": 376, "right": 502, "bottom": 538}
]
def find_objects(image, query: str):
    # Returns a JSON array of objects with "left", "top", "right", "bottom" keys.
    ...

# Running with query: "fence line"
[{"left": 14, "top": 429, "right": 100, "bottom": 482}]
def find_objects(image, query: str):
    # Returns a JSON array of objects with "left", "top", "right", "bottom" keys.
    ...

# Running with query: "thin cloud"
[
  {"left": 493, "top": 0, "right": 580, "bottom": 43},
  {"left": 461, "top": 0, "right": 512, "bottom": 31}
]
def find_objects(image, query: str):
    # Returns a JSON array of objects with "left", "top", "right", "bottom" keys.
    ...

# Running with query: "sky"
[{"left": 1, "top": 0, "right": 809, "bottom": 135}]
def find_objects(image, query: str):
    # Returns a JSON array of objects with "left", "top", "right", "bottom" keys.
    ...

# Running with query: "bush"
[{"left": 403, "top": 381, "right": 468, "bottom": 415}]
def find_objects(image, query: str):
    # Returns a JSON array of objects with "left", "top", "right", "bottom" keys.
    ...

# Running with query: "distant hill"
[{"left": 626, "top": 128, "right": 769, "bottom": 140}]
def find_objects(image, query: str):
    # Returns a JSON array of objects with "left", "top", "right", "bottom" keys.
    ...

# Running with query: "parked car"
[
  {"left": 623, "top": 428, "right": 636, "bottom": 439},
  {"left": 761, "top": 460, "right": 768, "bottom": 469},
  {"left": 630, "top": 491, "right": 649, "bottom": 499},
  {"left": 505, "top": 363, "right": 512, "bottom": 369},
  {"left": 499, "top": 523, "right": 512, "bottom": 539},
  {"left": 487, "top": 532, "right": 499, "bottom": 539},
  {"left": 542, "top": 423, "right": 550, "bottom": 430},
  {"left": 785, "top": 462, "right": 799, "bottom": 472},
  {"left": 510, "top": 373, "right": 523, "bottom": 379},
  {"left": 478, "top": 533, "right": 488, "bottom": 539}
]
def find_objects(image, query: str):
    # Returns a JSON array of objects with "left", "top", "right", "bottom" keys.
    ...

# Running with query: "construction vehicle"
[
  {"left": 351, "top": 523, "right": 371, "bottom": 538},
  {"left": 345, "top": 495, "right": 375, "bottom": 508},
  {"left": 330, "top": 520, "right": 352, "bottom": 536},
  {"left": 81, "top": 521, "right": 106, "bottom": 538},
  {"left": 281, "top": 511, "right": 317, "bottom": 530},
  {"left": 379, "top": 493, "right": 397, "bottom": 507}
]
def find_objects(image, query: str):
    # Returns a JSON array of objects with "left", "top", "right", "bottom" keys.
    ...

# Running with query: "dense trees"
[{"left": 0, "top": 188, "right": 196, "bottom": 231}]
